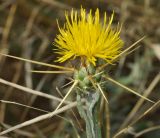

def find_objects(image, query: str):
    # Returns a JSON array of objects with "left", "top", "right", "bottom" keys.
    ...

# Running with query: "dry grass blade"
[
  {"left": 0, "top": 78, "right": 71, "bottom": 104},
  {"left": 3, "top": 62, "right": 22, "bottom": 100},
  {"left": 31, "top": 70, "right": 73, "bottom": 74},
  {"left": 105, "top": 101, "right": 110, "bottom": 138},
  {"left": 113, "top": 100, "right": 160, "bottom": 138},
  {"left": 105, "top": 76, "right": 154, "bottom": 103},
  {"left": 0, "top": 101, "right": 79, "bottom": 136},
  {"left": 120, "top": 72, "right": 160, "bottom": 129},
  {"left": 135, "top": 125, "right": 160, "bottom": 137},
  {"left": 0, "top": 99, "right": 71, "bottom": 124},
  {"left": 0, "top": 53, "right": 74, "bottom": 71},
  {"left": 0, "top": 100, "right": 49, "bottom": 113},
  {"left": 1, "top": 123, "right": 34, "bottom": 137},
  {"left": 40, "top": 0, "right": 72, "bottom": 9},
  {"left": 0, "top": 3, "right": 17, "bottom": 75},
  {"left": 1, "top": 3, "right": 17, "bottom": 51},
  {"left": 20, "top": 74, "right": 47, "bottom": 121}
]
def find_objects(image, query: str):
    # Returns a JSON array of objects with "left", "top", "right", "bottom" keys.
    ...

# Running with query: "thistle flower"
[{"left": 54, "top": 7, "right": 124, "bottom": 66}]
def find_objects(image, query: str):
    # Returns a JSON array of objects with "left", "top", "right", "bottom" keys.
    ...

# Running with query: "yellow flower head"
[{"left": 54, "top": 7, "right": 124, "bottom": 66}]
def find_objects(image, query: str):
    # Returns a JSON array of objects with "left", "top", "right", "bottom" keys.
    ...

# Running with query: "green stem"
[{"left": 77, "top": 92, "right": 102, "bottom": 138}]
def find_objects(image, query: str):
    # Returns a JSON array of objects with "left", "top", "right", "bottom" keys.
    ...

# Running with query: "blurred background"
[{"left": 0, "top": 0, "right": 160, "bottom": 137}]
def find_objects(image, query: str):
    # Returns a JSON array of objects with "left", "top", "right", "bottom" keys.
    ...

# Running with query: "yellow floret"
[{"left": 54, "top": 7, "right": 124, "bottom": 66}]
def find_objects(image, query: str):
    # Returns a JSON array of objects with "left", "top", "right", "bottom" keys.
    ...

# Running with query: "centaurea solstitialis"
[{"left": 52, "top": 7, "right": 154, "bottom": 138}]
